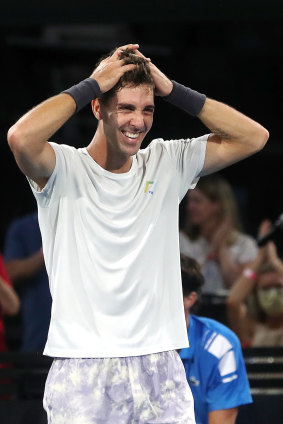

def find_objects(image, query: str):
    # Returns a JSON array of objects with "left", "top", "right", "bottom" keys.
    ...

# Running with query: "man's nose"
[{"left": 129, "top": 112, "right": 144, "bottom": 129}]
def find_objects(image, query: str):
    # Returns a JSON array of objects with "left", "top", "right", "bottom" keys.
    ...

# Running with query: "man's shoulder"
[
  {"left": 49, "top": 142, "right": 79, "bottom": 156},
  {"left": 139, "top": 138, "right": 164, "bottom": 152},
  {"left": 138, "top": 137, "right": 190, "bottom": 161},
  {"left": 139, "top": 137, "right": 191, "bottom": 153},
  {"left": 48, "top": 143, "right": 90, "bottom": 174}
]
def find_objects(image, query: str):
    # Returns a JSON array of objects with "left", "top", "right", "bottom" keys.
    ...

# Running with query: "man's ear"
[
  {"left": 92, "top": 99, "right": 102, "bottom": 120},
  {"left": 188, "top": 291, "right": 198, "bottom": 309}
]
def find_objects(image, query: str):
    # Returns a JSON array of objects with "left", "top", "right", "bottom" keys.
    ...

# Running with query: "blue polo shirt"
[
  {"left": 179, "top": 315, "right": 252, "bottom": 424},
  {"left": 4, "top": 212, "right": 51, "bottom": 352}
]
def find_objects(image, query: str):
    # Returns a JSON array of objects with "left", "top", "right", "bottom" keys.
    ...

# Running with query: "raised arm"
[
  {"left": 7, "top": 44, "right": 139, "bottom": 189},
  {"left": 198, "top": 99, "right": 269, "bottom": 176},
  {"left": 7, "top": 94, "right": 75, "bottom": 189},
  {"left": 139, "top": 52, "right": 269, "bottom": 174}
]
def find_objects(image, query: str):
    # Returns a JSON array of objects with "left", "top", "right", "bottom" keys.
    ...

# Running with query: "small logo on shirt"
[{"left": 144, "top": 181, "right": 157, "bottom": 195}]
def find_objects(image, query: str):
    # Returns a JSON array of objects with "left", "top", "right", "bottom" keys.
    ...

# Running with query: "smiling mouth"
[{"left": 121, "top": 130, "right": 141, "bottom": 142}]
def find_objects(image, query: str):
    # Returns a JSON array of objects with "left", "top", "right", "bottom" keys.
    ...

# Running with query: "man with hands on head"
[{"left": 8, "top": 43, "right": 268, "bottom": 424}]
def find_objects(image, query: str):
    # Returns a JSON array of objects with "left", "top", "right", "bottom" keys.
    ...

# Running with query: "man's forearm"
[
  {"left": 199, "top": 98, "right": 268, "bottom": 152},
  {"left": 8, "top": 94, "right": 76, "bottom": 153},
  {"left": 198, "top": 97, "right": 268, "bottom": 175}
]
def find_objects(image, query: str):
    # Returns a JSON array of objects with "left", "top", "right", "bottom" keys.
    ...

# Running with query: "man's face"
[{"left": 100, "top": 84, "right": 155, "bottom": 157}]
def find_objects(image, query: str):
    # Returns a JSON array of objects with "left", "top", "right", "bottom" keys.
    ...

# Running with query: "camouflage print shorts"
[{"left": 43, "top": 350, "right": 195, "bottom": 424}]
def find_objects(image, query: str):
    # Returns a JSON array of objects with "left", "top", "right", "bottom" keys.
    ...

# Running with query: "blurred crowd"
[
  {"left": 0, "top": 212, "right": 51, "bottom": 353},
  {"left": 1, "top": 173, "right": 283, "bottom": 353}
]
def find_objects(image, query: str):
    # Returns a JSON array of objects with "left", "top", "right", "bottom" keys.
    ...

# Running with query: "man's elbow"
[
  {"left": 251, "top": 125, "right": 269, "bottom": 153},
  {"left": 7, "top": 125, "right": 28, "bottom": 154}
]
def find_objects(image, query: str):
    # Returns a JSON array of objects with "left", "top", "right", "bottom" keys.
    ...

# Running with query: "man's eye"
[
  {"left": 119, "top": 107, "right": 133, "bottom": 112},
  {"left": 144, "top": 109, "right": 154, "bottom": 115}
]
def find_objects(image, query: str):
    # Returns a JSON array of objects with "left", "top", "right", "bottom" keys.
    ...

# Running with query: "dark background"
[{"left": 1, "top": 0, "right": 283, "bottom": 249}]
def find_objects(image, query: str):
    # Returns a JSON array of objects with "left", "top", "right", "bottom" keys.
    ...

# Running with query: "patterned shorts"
[{"left": 43, "top": 350, "right": 195, "bottom": 424}]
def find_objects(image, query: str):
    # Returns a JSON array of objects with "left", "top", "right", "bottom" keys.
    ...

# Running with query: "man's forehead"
[{"left": 115, "top": 84, "right": 154, "bottom": 103}]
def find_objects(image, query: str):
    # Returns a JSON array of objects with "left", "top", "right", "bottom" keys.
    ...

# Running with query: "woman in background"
[{"left": 180, "top": 174, "right": 257, "bottom": 293}]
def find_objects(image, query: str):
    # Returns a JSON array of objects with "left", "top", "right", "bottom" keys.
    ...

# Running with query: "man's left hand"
[{"left": 135, "top": 49, "right": 173, "bottom": 96}]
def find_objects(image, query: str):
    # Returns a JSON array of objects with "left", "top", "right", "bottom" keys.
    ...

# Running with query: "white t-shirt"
[{"left": 28, "top": 135, "right": 208, "bottom": 358}]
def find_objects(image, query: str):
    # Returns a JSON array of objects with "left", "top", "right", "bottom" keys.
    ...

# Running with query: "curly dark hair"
[
  {"left": 181, "top": 255, "right": 204, "bottom": 298},
  {"left": 96, "top": 48, "right": 154, "bottom": 105}
]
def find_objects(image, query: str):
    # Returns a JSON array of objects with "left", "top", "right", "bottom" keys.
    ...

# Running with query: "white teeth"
[{"left": 124, "top": 132, "right": 139, "bottom": 139}]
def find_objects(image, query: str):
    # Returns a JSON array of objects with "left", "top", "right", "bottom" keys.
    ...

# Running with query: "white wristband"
[{"left": 243, "top": 268, "right": 257, "bottom": 281}]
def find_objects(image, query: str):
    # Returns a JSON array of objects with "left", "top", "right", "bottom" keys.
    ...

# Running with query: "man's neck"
[
  {"left": 186, "top": 313, "right": 190, "bottom": 329},
  {"left": 87, "top": 131, "right": 133, "bottom": 174}
]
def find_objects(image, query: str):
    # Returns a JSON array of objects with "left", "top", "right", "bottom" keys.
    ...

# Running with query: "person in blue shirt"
[
  {"left": 179, "top": 255, "right": 252, "bottom": 424},
  {"left": 4, "top": 211, "right": 51, "bottom": 352}
]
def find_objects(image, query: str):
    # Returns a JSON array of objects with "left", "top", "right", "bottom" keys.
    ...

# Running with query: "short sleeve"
[
  {"left": 206, "top": 340, "right": 252, "bottom": 411},
  {"left": 161, "top": 135, "right": 209, "bottom": 201},
  {"left": 26, "top": 142, "right": 74, "bottom": 208}
]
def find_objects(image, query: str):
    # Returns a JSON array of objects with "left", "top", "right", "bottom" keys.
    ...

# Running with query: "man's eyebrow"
[
  {"left": 117, "top": 103, "right": 155, "bottom": 111},
  {"left": 117, "top": 103, "right": 135, "bottom": 109}
]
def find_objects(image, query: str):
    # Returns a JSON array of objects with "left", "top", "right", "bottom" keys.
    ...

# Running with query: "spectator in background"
[
  {"left": 179, "top": 255, "right": 252, "bottom": 424},
  {"left": 0, "top": 253, "right": 20, "bottom": 352},
  {"left": 4, "top": 212, "right": 51, "bottom": 352},
  {"left": 227, "top": 220, "right": 283, "bottom": 347},
  {"left": 179, "top": 174, "right": 257, "bottom": 293}
]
